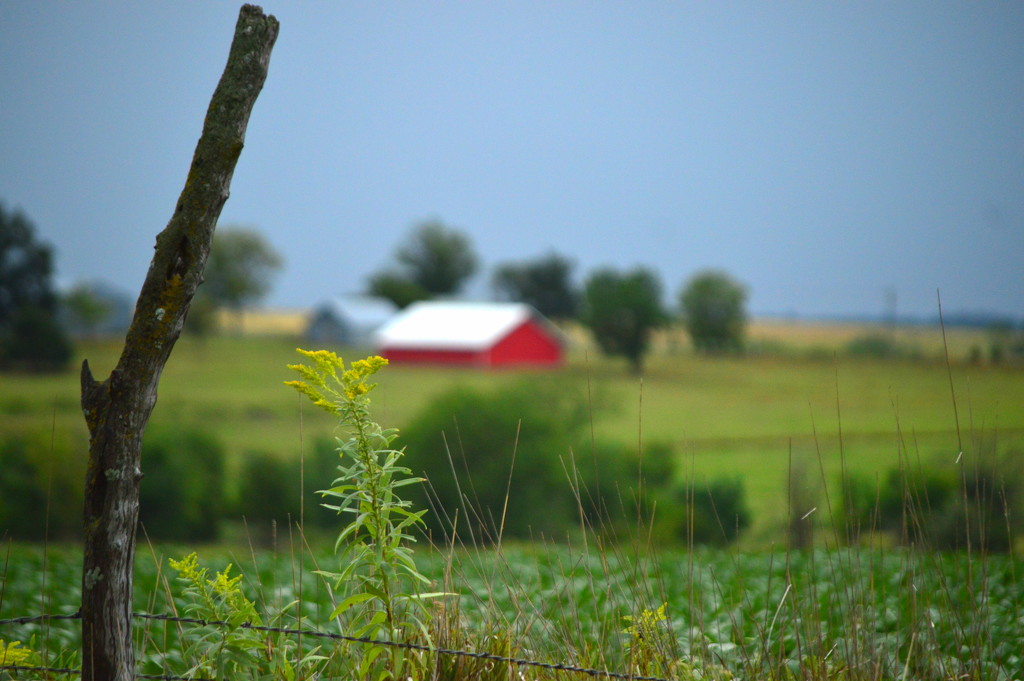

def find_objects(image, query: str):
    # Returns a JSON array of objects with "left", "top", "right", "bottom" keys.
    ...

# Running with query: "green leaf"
[
  {"left": 363, "top": 581, "right": 388, "bottom": 601},
  {"left": 391, "top": 477, "right": 425, "bottom": 489},
  {"left": 408, "top": 591, "right": 456, "bottom": 600},
  {"left": 328, "top": 592, "right": 375, "bottom": 620}
]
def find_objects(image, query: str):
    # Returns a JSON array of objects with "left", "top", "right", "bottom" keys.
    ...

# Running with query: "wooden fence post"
[{"left": 79, "top": 6, "right": 278, "bottom": 680}]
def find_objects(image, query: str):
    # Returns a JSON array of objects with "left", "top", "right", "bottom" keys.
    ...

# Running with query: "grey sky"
[{"left": 2, "top": 1, "right": 1022, "bottom": 319}]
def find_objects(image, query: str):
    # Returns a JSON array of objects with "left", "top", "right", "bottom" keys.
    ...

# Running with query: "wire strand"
[{"left": 1, "top": 610, "right": 674, "bottom": 681}]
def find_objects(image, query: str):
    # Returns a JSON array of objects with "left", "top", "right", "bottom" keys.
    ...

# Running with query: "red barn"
[{"left": 374, "top": 301, "right": 564, "bottom": 368}]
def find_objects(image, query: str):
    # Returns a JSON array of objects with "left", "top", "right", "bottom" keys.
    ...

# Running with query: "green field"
[
  {"left": 3, "top": 326, "right": 1024, "bottom": 679},
  {"left": 2, "top": 328, "right": 1023, "bottom": 540},
  {"left": 2, "top": 542, "right": 1022, "bottom": 679}
]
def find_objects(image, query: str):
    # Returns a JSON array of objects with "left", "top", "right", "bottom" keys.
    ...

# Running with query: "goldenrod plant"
[
  {"left": 622, "top": 603, "right": 674, "bottom": 678},
  {"left": 622, "top": 603, "right": 733, "bottom": 681},
  {"left": 0, "top": 639, "right": 38, "bottom": 667},
  {"left": 168, "top": 553, "right": 324, "bottom": 680},
  {"left": 0, "top": 633, "right": 77, "bottom": 679},
  {"left": 286, "top": 349, "right": 443, "bottom": 679}
]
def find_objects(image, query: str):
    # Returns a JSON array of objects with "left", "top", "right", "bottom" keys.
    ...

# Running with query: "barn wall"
[
  {"left": 380, "top": 347, "right": 484, "bottom": 365},
  {"left": 489, "top": 321, "right": 562, "bottom": 366}
]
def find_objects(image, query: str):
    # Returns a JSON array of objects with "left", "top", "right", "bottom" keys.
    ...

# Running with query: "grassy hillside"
[{"left": 2, "top": 321, "right": 1022, "bottom": 540}]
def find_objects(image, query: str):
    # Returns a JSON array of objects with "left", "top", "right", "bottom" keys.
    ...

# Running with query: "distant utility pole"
[
  {"left": 884, "top": 285, "right": 898, "bottom": 331},
  {"left": 78, "top": 6, "right": 277, "bottom": 680}
]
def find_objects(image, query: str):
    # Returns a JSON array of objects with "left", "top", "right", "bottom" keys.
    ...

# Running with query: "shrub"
[
  {"left": 398, "top": 379, "right": 694, "bottom": 544},
  {"left": 0, "top": 431, "right": 84, "bottom": 541},
  {"left": 0, "top": 436, "right": 53, "bottom": 541},
  {"left": 842, "top": 464, "right": 961, "bottom": 547},
  {"left": 834, "top": 470, "right": 882, "bottom": 544},
  {"left": 234, "top": 438, "right": 340, "bottom": 537},
  {"left": 234, "top": 450, "right": 300, "bottom": 536},
  {"left": 841, "top": 443, "right": 1023, "bottom": 552},
  {"left": 580, "top": 440, "right": 680, "bottom": 541},
  {"left": 926, "top": 445, "right": 1022, "bottom": 552},
  {"left": 674, "top": 476, "right": 751, "bottom": 546},
  {"left": 399, "top": 378, "right": 595, "bottom": 542},
  {"left": 139, "top": 426, "right": 226, "bottom": 542},
  {"left": 844, "top": 332, "right": 920, "bottom": 360}
]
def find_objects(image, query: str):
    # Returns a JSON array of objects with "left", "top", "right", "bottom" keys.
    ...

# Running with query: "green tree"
[
  {"left": 5, "top": 307, "right": 73, "bottom": 370},
  {"left": 366, "top": 270, "right": 430, "bottom": 309},
  {"left": 182, "top": 293, "right": 217, "bottom": 337},
  {"left": 200, "top": 226, "right": 283, "bottom": 314},
  {"left": 678, "top": 270, "right": 748, "bottom": 354},
  {"left": 581, "top": 267, "right": 666, "bottom": 374},
  {"left": 397, "top": 220, "right": 478, "bottom": 294},
  {"left": 0, "top": 202, "right": 72, "bottom": 370},
  {"left": 368, "top": 220, "right": 477, "bottom": 306},
  {"left": 492, "top": 252, "right": 580, "bottom": 319},
  {"left": 63, "top": 282, "right": 113, "bottom": 338}
]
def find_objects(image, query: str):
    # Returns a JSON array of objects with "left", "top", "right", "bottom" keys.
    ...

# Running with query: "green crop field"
[
  {"left": 2, "top": 542, "right": 1022, "bottom": 679},
  {"left": 2, "top": 325, "right": 1023, "bottom": 541}
]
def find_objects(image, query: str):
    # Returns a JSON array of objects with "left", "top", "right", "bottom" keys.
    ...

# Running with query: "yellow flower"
[
  {"left": 169, "top": 552, "right": 202, "bottom": 583},
  {"left": 285, "top": 349, "right": 388, "bottom": 413},
  {"left": 284, "top": 379, "right": 338, "bottom": 415},
  {"left": 0, "top": 639, "right": 36, "bottom": 665},
  {"left": 286, "top": 362, "right": 327, "bottom": 388},
  {"left": 623, "top": 602, "right": 668, "bottom": 637},
  {"left": 211, "top": 563, "right": 243, "bottom": 596},
  {"left": 295, "top": 347, "right": 345, "bottom": 377},
  {"left": 353, "top": 355, "right": 389, "bottom": 375}
]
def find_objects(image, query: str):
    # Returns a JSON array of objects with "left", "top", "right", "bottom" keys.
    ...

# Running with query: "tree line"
[
  {"left": 2, "top": 206, "right": 743, "bottom": 374},
  {"left": 367, "top": 219, "right": 749, "bottom": 373},
  {"left": 0, "top": 201, "right": 283, "bottom": 371}
]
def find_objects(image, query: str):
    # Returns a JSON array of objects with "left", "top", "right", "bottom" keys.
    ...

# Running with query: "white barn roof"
[{"left": 374, "top": 301, "right": 548, "bottom": 351}]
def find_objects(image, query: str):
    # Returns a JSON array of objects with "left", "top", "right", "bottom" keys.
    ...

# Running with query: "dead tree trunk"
[{"left": 79, "top": 6, "right": 277, "bottom": 680}]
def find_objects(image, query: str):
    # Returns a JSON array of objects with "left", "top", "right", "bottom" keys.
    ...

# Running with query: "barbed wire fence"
[{"left": 1, "top": 610, "right": 677, "bottom": 681}]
